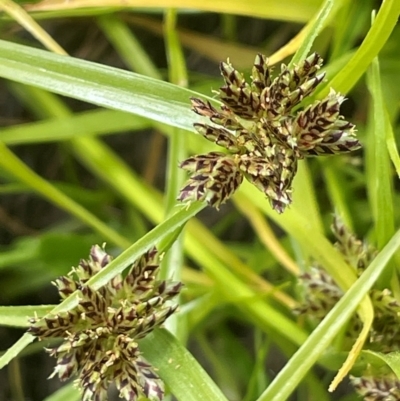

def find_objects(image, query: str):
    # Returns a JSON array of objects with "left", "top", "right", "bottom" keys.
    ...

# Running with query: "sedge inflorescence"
[
  {"left": 295, "top": 217, "right": 400, "bottom": 400},
  {"left": 178, "top": 53, "right": 361, "bottom": 213},
  {"left": 28, "top": 245, "right": 182, "bottom": 401}
]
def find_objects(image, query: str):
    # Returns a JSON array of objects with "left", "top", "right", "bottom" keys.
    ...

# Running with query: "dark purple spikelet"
[
  {"left": 28, "top": 245, "right": 182, "bottom": 401},
  {"left": 179, "top": 53, "right": 361, "bottom": 213},
  {"left": 178, "top": 152, "right": 243, "bottom": 208},
  {"left": 351, "top": 374, "right": 400, "bottom": 401},
  {"left": 294, "top": 266, "right": 343, "bottom": 320}
]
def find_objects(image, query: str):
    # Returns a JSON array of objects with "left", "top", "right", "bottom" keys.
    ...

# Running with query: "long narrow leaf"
[
  {"left": 289, "top": 0, "right": 334, "bottom": 66},
  {"left": 140, "top": 329, "right": 229, "bottom": 401},
  {"left": 0, "top": 305, "right": 53, "bottom": 327},
  {"left": 321, "top": 0, "right": 400, "bottom": 95},
  {"left": 0, "top": 0, "right": 66, "bottom": 54},
  {"left": 366, "top": 56, "right": 394, "bottom": 253},
  {"left": 385, "top": 109, "right": 400, "bottom": 178},
  {"left": 361, "top": 350, "right": 400, "bottom": 379},
  {"left": 25, "top": 0, "right": 321, "bottom": 23},
  {"left": 0, "top": 39, "right": 199, "bottom": 131},
  {"left": 0, "top": 109, "right": 149, "bottom": 145}
]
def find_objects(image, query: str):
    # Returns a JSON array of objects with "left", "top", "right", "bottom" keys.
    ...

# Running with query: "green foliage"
[{"left": 0, "top": 1, "right": 399, "bottom": 400}]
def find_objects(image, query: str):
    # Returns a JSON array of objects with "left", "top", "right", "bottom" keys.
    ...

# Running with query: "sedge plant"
[{"left": 0, "top": 1, "right": 400, "bottom": 401}]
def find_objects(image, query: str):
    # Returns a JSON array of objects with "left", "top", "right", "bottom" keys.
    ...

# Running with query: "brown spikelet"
[
  {"left": 351, "top": 374, "right": 400, "bottom": 401},
  {"left": 179, "top": 53, "right": 360, "bottom": 213},
  {"left": 28, "top": 245, "right": 182, "bottom": 401},
  {"left": 178, "top": 153, "right": 243, "bottom": 208}
]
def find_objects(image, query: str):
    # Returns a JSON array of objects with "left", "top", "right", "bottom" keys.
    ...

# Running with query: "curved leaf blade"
[
  {"left": 0, "top": 39, "right": 200, "bottom": 131},
  {"left": 140, "top": 329, "right": 229, "bottom": 401},
  {"left": 25, "top": 0, "right": 321, "bottom": 23},
  {"left": 0, "top": 305, "right": 53, "bottom": 327}
]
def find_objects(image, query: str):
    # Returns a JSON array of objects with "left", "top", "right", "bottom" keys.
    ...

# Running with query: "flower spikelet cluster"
[
  {"left": 295, "top": 216, "right": 400, "bottom": 399},
  {"left": 293, "top": 266, "right": 343, "bottom": 320},
  {"left": 296, "top": 217, "right": 400, "bottom": 345},
  {"left": 28, "top": 245, "right": 182, "bottom": 401},
  {"left": 178, "top": 53, "right": 361, "bottom": 212},
  {"left": 351, "top": 374, "right": 400, "bottom": 401}
]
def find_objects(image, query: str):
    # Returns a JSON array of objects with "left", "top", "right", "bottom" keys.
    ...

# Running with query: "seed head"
[
  {"left": 179, "top": 53, "right": 361, "bottom": 213},
  {"left": 29, "top": 245, "right": 182, "bottom": 401},
  {"left": 351, "top": 374, "right": 400, "bottom": 401}
]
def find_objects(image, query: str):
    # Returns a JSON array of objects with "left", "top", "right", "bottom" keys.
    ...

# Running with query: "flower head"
[
  {"left": 295, "top": 216, "right": 400, "bottom": 396},
  {"left": 29, "top": 245, "right": 182, "bottom": 401},
  {"left": 351, "top": 374, "right": 400, "bottom": 401},
  {"left": 178, "top": 53, "right": 361, "bottom": 212}
]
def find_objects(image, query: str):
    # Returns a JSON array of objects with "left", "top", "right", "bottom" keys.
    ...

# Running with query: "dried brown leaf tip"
[
  {"left": 178, "top": 53, "right": 361, "bottom": 213},
  {"left": 28, "top": 245, "right": 182, "bottom": 401}
]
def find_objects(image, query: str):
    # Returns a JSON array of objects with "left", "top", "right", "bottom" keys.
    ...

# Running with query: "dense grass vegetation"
[{"left": 0, "top": 0, "right": 400, "bottom": 400}]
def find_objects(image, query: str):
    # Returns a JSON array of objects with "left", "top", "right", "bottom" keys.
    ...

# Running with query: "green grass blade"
[
  {"left": 330, "top": 1, "right": 370, "bottom": 60},
  {"left": 97, "top": 13, "right": 161, "bottom": 79},
  {"left": 241, "top": 183, "right": 375, "bottom": 382},
  {"left": 291, "top": 160, "right": 324, "bottom": 237},
  {"left": 0, "top": 237, "right": 39, "bottom": 270},
  {"left": 0, "top": 333, "right": 35, "bottom": 369},
  {"left": 366, "top": 56, "right": 394, "bottom": 251},
  {"left": 140, "top": 329, "right": 229, "bottom": 401},
  {"left": 0, "top": 0, "right": 66, "bottom": 54},
  {"left": 361, "top": 350, "right": 400, "bottom": 379},
  {"left": 385, "top": 108, "right": 400, "bottom": 178},
  {"left": 164, "top": 9, "right": 188, "bottom": 87},
  {"left": 25, "top": 0, "right": 322, "bottom": 23},
  {"left": 321, "top": 160, "right": 354, "bottom": 230},
  {"left": 184, "top": 235, "right": 308, "bottom": 346},
  {"left": 10, "top": 84, "right": 166, "bottom": 224},
  {"left": 160, "top": 9, "right": 188, "bottom": 326},
  {"left": 71, "top": 135, "right": 165, "bottom": 223},
  {"left": 321, "top": 0, "right": 400, "bottom": 95},
  {"left": 0, "top": 109, "right": 149, "bottom": 145},
  {"left": 0, "top": 39, "right": 199, "bottom": 131},
  {"left": 0, "top": 305, "right": 53, "bottom": 327},
  {"left": 163, "top": 8, "right": 188, "bottom": 216},
  {"left": 289, "top": 0, "right": 334, "bottom": 66}
]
